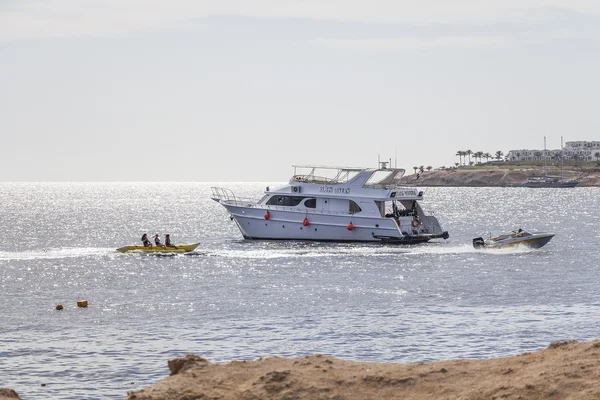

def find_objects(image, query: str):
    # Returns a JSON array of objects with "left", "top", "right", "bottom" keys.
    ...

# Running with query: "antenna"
[
  {"left": 561, "top": 136, "right": 564, "bottom": 180},
  {"left": 543, "top": 136, "right": 547, "bottom": 177}
]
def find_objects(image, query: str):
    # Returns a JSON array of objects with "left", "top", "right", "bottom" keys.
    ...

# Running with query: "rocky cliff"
[{"left": 400, "top": 167, "right": 598, "bottom": 187}]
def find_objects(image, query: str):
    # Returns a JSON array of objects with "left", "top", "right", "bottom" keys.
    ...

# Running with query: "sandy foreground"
[
  {"left": 2, "top": 340, "right": 600, "bottom": 399},
  {"left": 400, "top": 168, "right": 600, "bottom": 187},
  {"left": 0, "top": 389, "right": 20, "bottom": 400},
  {"left": 118, "top": 340, "right": 600, "bottom": 400}
]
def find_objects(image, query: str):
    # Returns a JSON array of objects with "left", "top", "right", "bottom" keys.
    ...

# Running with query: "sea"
[{"left": 1, "top": 182, "right": 599, "bottom": 399}]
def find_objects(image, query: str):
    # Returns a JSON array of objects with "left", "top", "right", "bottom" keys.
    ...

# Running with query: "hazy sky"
[{"left": 2, "top": 1, "right": 600, "bottom": 181}]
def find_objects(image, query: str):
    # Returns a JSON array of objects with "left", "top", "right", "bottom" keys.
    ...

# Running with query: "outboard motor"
[{"left": 472, "top": 237, "right": 486, "bottom": 249}]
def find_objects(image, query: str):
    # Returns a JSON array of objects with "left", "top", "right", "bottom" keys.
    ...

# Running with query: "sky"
[{"left": 2, "top": 0, "right": 600, "bottom": 181}]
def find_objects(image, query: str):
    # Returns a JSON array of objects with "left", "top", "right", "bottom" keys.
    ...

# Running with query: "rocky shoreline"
[
  {"left": 399, "top": 167, "right": 600, "bottom": 187},
  {"left": 122, "top": 340, "right": 600, "bottom": 400},
  {"left": 0, "top": 389, "right": 21, "bottom": 400},
  {"left": 4, "top": 341, "right": 600, "bottom": 400}
]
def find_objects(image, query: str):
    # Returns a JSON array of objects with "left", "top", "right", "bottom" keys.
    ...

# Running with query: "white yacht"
[{"left": 211, "top": 164, "right": 449, "bottom": 244}]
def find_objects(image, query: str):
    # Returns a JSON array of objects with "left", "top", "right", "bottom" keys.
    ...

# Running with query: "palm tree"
[
  {"left": 474, "top": 151, "right": 484, "bottom": 164},
  {"left": 466, "top": 150, "right": 473, "bottom": 165},
  {"left": 534, "top": 151, "right": 542, "bottom": 161},
  {"left": 572, "top": 154, "right": 582, "bottom": 169},
  {"left": 413, "top": 166, "right": 418, "bottom": 174},
  {"left": 455, "top": 151, "right": 463, "bottom": 166},
  {"left": 454, "top": 162, "right": 459, "bottom": 168},
  {"left": 595, "top": 152, "right": 600, "bottom": 161},
  {"left": 495, "top": 150, "right": 504, "bottom": 161},
  {"left": 426, "top": 166, "right": 432, "bottom": 171}
]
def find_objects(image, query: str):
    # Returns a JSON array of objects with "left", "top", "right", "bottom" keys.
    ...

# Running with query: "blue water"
[{"left": 1, "top": 183, "right": 599, "bottom": 399}]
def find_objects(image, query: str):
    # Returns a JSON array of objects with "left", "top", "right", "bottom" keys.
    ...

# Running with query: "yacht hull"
[{"left": 225, "top": 205, "right": 446, "bottom": 243}]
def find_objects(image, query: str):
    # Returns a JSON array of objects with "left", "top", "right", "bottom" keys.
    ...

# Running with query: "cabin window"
[
  {"left": 304, "top": 198, "right": 316, "bottom": 208},
  {"left": 349, "top": 200, "right": 362, "bottom": 214},
  {"left": 375, "top": 201, "right": 385, "bottom": 217},
  {"left": 266, "top": 195, "right": 306, "bottom": 206}
]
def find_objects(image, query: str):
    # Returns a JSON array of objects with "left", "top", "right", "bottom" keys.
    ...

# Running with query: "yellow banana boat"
[{"left": 116, "top": 243, "right": 200, "bottom": 253}]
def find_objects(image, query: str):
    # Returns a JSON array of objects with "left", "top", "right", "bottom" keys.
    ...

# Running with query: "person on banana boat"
[
  {"left": 153, "top": 234, "right": 166, "bottom": 248},
  {"left": 165, "top": 234, "right": 177, "bottom": 248},
  {"left": 141, "top": 233, "right": 152, "bottom": 248}
]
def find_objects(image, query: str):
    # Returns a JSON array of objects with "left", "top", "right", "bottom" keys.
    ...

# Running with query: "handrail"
[
  {"left": 216, "top": 197, "right": 356, "bottom": 216},
  {"left": 291, "top": 175, "right": 336, "bottom": 184},
  {"left": 211, "top": 187, "right": 259, "bottom": 203},
  {"left": 211, "top": 187, "right": 237, "bottom": 202}
]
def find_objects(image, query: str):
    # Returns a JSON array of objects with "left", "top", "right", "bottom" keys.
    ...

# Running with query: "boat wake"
[
  {"left": 0, "top": 244, "right": 540, "bottom": 262},
  {"left": 0, "top": 247, "right": 115, "bottom": 261},
  {"left": 404, "top": 244, "right": 537, "bottom": 255},
  {"left": 212, "top": 243, "right": 541, "bottom": 259}
]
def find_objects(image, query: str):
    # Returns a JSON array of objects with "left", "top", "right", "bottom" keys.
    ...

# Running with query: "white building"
[
  {"left": 563, "top": 141, "right": 600, "bottom": 161},
  {"left": 506, "top": 141, "right": 600, "bottom": 162}
]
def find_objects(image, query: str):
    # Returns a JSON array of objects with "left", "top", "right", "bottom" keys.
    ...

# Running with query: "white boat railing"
[
  {"left": 223, "top": 201, "right": 354, "bottom": 216},
  {"left": 211, "top": 187, "right": 237, "bottom": 202},
  {"left": 263, "top": 207, "right": 350, "bottom": 216},
  {"left": 211, "top": 187, "right": 439, "bottom": 220},
  {"left": 292, "top": 175, "right": 337, "bottom": 184},
  {"left": 210, "top": 187, "right": 256, "bottom": 203}
]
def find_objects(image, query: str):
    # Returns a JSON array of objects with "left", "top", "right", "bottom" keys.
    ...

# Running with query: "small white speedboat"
[{"left": 472, "top": 229, "right": 554, "bottom": 249}]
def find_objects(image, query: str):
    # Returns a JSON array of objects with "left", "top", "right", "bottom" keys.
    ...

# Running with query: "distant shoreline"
[{"left": 400, "top": 166, "right": 600, "bottom": 187}]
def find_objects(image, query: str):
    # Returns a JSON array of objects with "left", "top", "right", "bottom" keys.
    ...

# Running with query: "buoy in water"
[
  {"left": 302, "top": 218, "right": 310, "bottom": 226},
  {"left": 56, "top": 304, "right": 63, "bottom": 311},
  {"left": 77, "top": 300, "right": 88, "bottom": 308},
  {"left": 347, "top": 222, "right": 354, "bottom": 231}
]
